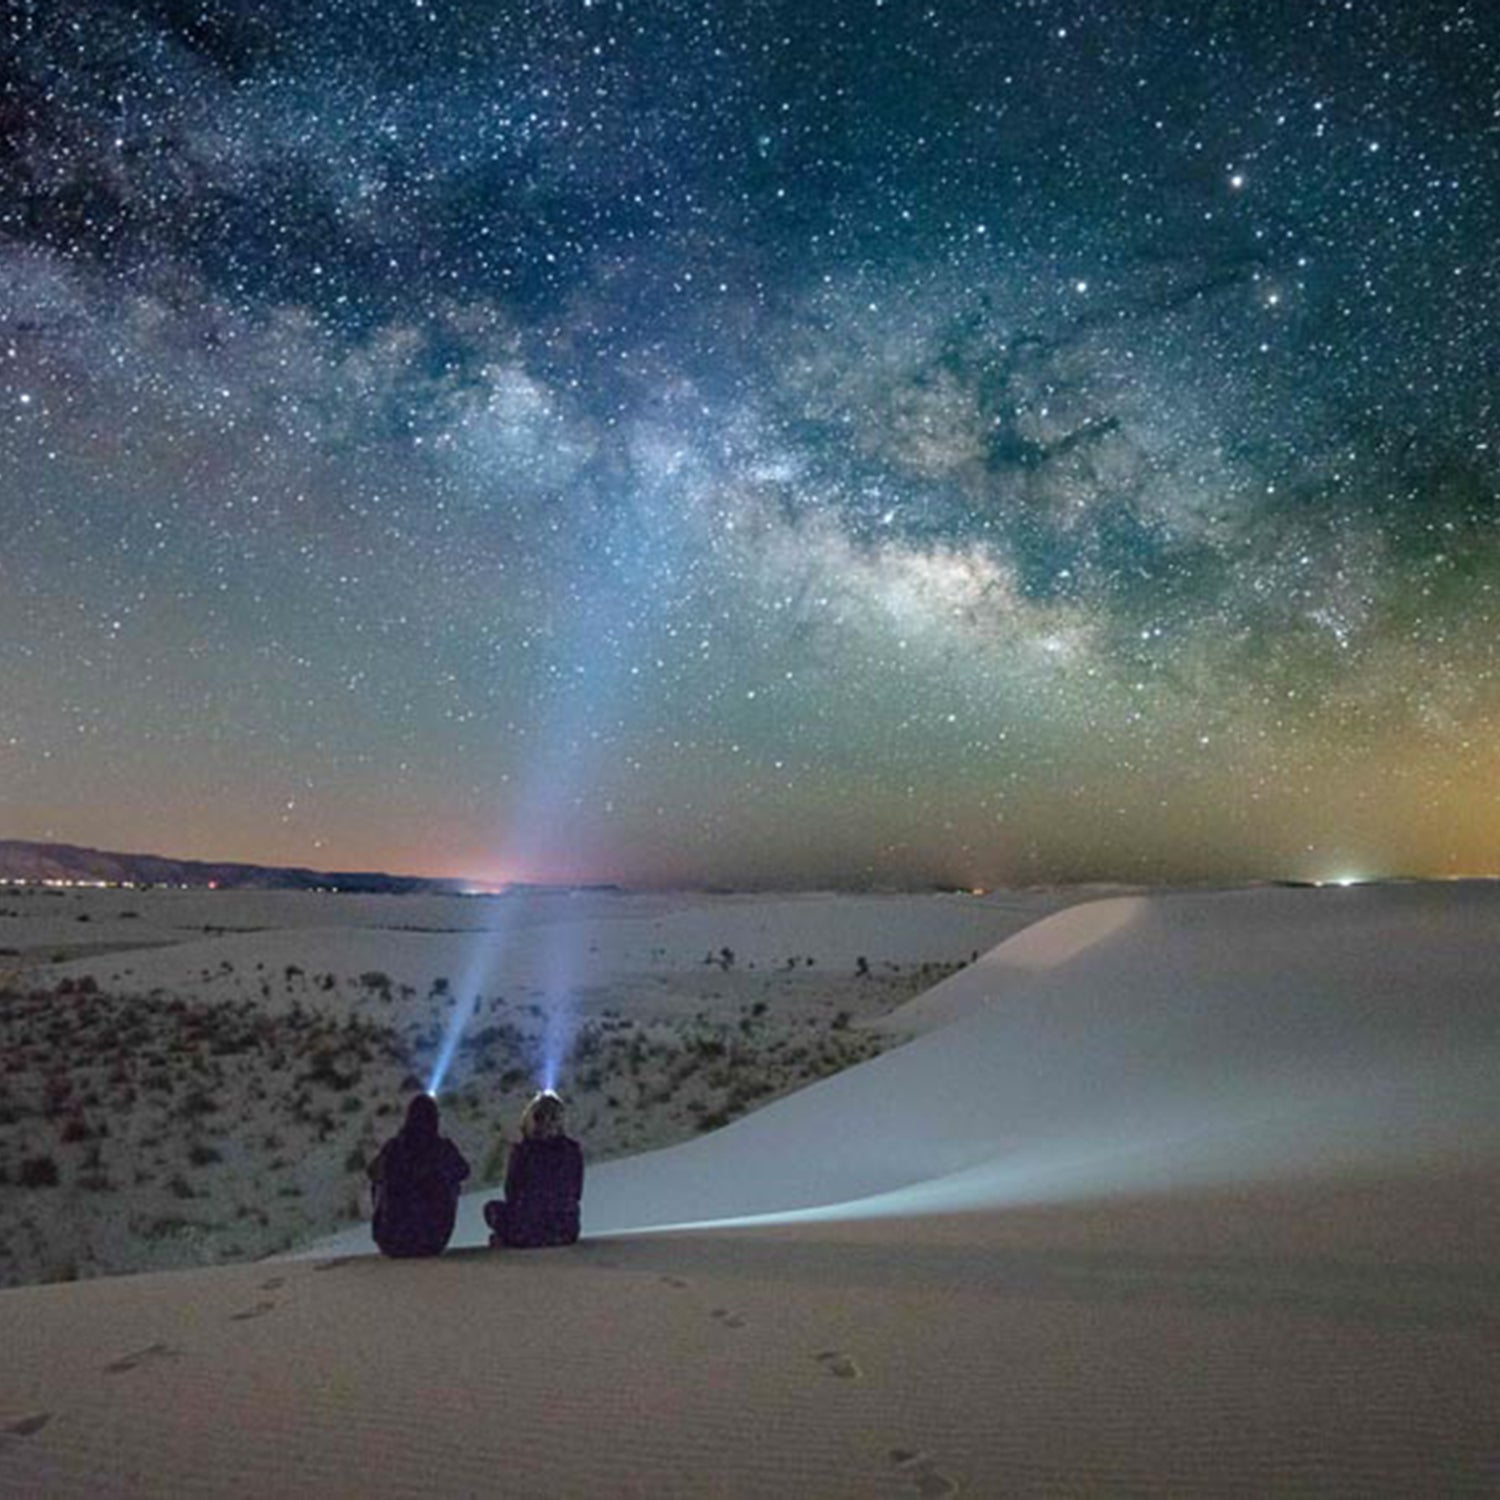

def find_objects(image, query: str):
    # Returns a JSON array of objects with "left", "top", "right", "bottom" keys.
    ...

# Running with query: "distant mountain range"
[{"left": 0, "top": 840, "right": 479, "bottom": 895}]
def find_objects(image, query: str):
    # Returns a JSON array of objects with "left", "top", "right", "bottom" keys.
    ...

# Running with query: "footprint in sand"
[
  {"left": 314, "top": 1256, "right": 357, "bottom": 1273},
  {"left": 889, "top": 1448, "right": 960, "bottom": 1497},
  {"left": 104, "top": 1343, "right": 180, "bottom": 1376},
  {"left": 814, "top": 1349, "right": 863, "bottom": 1381},
  {"left": 0, "top": 1412, "right": 53, "bottom": 1450},
  {"left": 659, "top": 1275, "right": 689, "bottom": 1290},
  {"left": 709, "top": 1307, "right": 747, "bottom": 1329},
  {"left": 259, "top": 1276, "right": 286, "bottom": 1292},
  {"left": 229, "top": 1300, "right": 277, "bottom": 1322}
]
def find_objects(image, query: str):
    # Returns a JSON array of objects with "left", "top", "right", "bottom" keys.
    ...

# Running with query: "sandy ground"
[
  {"left": 3, "top": 1172, "right": 1497, "bottom": 1497},
  {"left": 4, "top": 881, "right": 1498, "bottom": 1494}
]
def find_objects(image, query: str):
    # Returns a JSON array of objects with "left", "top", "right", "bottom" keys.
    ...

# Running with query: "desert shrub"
[
  {"left": 140, "top": 1215, "right": 194, "bottom": 1241},
  {"left": 77, "top": 1171, "right": 114, "bottom": 1192},
  {"left": 187, "top": 1142, "right": 222, "bottom": 1167},
  {"left": 167, "top": 1174, "right": 197, "bottom": 1199},
  {"left": 304, "top": 1053, "right": 360, "bottom": 1091},
  {"left": 19, "top": 1155, "right": 59, "bottom": 1188},
  {"left": 180, "top": 1089, "right": 219, "bottom": 1118},
  {"left": 42, "top": 1077, "right": 73, "bottom": 1114},
  {"left": 344, "top": 1146, "right": 367, "bottom": 1173}
]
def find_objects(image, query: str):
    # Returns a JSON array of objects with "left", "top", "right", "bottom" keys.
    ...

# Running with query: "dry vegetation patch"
[{"left": 1, "top": 948, "right": 968, "bottom": 1287}]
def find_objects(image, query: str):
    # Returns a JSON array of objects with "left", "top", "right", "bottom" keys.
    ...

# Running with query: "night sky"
[{"left": 2, "top": 1, "right": 1497, "bottom": 888}]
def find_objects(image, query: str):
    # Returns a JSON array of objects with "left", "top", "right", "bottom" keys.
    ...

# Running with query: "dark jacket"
[
  {"left": 500, "top": 1135, "right": 584, "bottom": 1248},
  {"left": 369, "top": 1130, "right": 470, "bottom": 1258}
]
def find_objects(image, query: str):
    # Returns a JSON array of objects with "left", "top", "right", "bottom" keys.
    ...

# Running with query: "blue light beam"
[{"left": 427, "top": 451, "right": 684, "bottom": 1096}]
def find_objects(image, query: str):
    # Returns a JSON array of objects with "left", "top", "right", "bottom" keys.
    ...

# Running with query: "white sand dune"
[
  {"left": 303, "top": 881, "right": 1500, "bottom": 1247},
  {"left": 4, "top": 883, "right": 1499, "bottom": 1494}
]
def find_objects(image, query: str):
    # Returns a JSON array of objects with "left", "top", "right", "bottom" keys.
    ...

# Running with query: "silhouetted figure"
[
  {"left": 483, "top": 1090, "right": 584, "bottom": 1248},
  {"left": 369, "top": 1093, "right": 470, "bottom": 1258}
]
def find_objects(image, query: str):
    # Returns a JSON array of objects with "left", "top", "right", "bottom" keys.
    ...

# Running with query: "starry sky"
[{"left": 1, "top": 0, "right": 1497, "bottom": 888}]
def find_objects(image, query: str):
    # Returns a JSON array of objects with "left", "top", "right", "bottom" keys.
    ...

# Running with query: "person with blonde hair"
[{"left": 483, "top": 1090, "right": 584, "bottom": 1248}]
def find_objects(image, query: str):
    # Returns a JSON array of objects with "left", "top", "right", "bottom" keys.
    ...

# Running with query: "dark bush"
[
  {"left": 304, "top": 1053, "right": 360, "bottom": 1091},
  {"left": 20, "top": 1155, "right": 60, "bottom": 1188}
]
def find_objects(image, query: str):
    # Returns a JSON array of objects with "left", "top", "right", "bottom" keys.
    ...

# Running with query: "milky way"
[{"left": 2, "top": 1, "right": 1497, "bottom": 886}]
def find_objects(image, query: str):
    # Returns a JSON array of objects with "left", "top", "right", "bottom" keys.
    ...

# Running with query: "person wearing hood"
[
  {"left": 368, "top": 1092, "right": 471, "bottom": 1257},
  {"left": 483, "top": 1090, "right": 584, "bottom": 1249}
]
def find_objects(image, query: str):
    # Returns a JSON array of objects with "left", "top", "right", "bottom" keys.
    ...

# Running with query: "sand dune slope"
[
  {"left": 320, "top": 882, "right": 1500, "bottom": 1248},
  {"left": 3, "top": 1176, "right": 1498, "bottom": 1497}
]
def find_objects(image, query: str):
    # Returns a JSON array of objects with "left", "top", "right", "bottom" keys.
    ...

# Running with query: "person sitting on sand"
[
  {"left": 483, "top": 1090, "right": 584, "bottom": 1249},
  {"left": 368, "top": 1092, "right": 471, "bottom": 1258}
]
